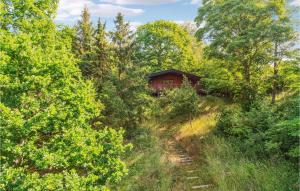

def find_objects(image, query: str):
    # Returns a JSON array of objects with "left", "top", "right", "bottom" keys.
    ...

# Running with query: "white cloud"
[
  {"left": 290, "top": 0, "right": 300, "bottom": 6},
  {"left": 100, "top": 0, "right": 178, "bottom": 5},
  {"left": 56, "top": 0, "right": 144, "bottom": 22},
  {"left": 190, "top": 0, "right": 202, "bottom": 5}
]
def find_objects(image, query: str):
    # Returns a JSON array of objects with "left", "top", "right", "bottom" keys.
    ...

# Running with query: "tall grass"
[
  {"left": 199, "top": 136, "right": 299, "bottom": 191},
  {"left": 109, "top": 126, "right": 173, "bottom": 191}
]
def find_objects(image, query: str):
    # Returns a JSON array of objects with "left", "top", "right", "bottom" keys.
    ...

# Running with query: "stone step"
[
  {"left": 191, "top": 184, "right": 211, "bottom": 189},
  {"left": 181, "top": 161, "right": 192, "bottom": 165},
  {"left": 186, "top": 176, "right": 199, "bottom": 180},
  {"left": 180, "top": 157, "right": 192, "bottom": 160},
  {"left": 180, "top": 159, "right": 193, "bottom": 162}
]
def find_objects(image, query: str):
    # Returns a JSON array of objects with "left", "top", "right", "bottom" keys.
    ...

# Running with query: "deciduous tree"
[
  {"left": 134, "top": 20, "right": 196, "bottom": 72},
  {"left": 195, "top": 0, "right": 273, "bottom": 106},
  {"left": 0, "top": 1, "right": 129, "bottom": 190}
]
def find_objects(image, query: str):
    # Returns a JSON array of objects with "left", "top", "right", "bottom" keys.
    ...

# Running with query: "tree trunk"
[
  {"left": 272, "top": 42, "right": 278, "bottom": 104},
  {"left": 242, "top": 62, "right": 251, "bottom": 103}
]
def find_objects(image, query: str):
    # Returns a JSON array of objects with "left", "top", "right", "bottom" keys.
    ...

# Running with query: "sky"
[
  {"left": 55, "top": 0, "right": 201, "bottom": 30},
  {"left": 55, "top": 0, "right": 300, "bottom": 32}
]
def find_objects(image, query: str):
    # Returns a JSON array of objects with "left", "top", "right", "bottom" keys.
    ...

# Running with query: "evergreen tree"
[
  {"left": 92, "top": 18, "right": 111, "bottom": 89},
  {"left": 73, "top": 6, "right": 94, "bottom": 77},
  {"left": 111, "top": 13, "right": 133, "bottom": 80},
  {"left": 0, "top": 1, "right": 129, "bottom": 190},
  {"left": 96, "top": 13, "right": 150, "bottom": 129}
]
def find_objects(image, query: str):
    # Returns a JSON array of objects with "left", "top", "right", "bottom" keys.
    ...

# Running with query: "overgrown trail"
[{"left": 166, "top": 138, "right": 213, "bottom": 190}]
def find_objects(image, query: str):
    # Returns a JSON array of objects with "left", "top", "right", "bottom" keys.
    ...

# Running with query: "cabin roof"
[{"left": 148, "top": 69, "right": 200, "bottom": 81}]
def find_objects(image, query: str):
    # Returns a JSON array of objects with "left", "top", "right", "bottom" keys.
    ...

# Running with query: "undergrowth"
[
  {"left": 199, "top": 135, "right": 299, "bottom": 191},
  {"left": 109, "top": 125, "right": 173, "bottom": 191}
]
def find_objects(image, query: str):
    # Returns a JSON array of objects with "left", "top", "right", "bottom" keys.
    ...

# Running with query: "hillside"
[
  {"left": 110, "top": 96, "right": 298, "bottom": 191},
  {"left": 1, "top": 1, "right": 299, "bottom": 190}
]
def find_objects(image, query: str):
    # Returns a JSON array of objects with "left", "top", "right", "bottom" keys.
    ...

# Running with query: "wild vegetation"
[{"left": 0, "top": 0, "right": 299, "bottom": 190}]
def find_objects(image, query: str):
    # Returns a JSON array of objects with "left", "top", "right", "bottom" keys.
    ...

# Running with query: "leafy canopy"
[
  {"left": 0, "top": 1, "right": 129, "bottom": 190},
  {"left": 134, "top": 20, "right": 196, "bottom": 72}
]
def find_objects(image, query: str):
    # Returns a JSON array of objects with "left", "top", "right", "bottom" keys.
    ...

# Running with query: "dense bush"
[
  {"left": 99, "top": 71, "right": 152, "bottom": 129},
  {"left": 266, "top": 93, "right": 300, "bottom": 159},
  {"left": 217, "top": 97, "right": 300, "bottom": 160},
  {"left": 157, "top": 78, "right": 201, "bottom": 121}
]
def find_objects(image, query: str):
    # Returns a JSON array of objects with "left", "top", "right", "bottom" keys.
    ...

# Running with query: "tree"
[
  {"left": 267, "top": 0, "right": 297, "bottom": 103},
  {"left": 73, "top": 6, "right": 94, "bottom": 77},
  {"left": 92, "top": 18, "right": 111, "bottom": 89},
  {"left": 0, "top": 1, "right": 129, "bottom": 190},
  {"left": 134, "top": 20, "right": 196, "bottom": 72},
  {"left": 110, "top": 13, "right": 133, "bottom": 80},
  {"left": 195, "top": 0, "right": 273, "bottom": 106}
]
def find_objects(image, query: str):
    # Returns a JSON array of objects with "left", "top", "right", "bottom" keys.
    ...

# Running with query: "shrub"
[
  {"left": 216, "top": 98, "right": 299, "bottom": 160},
  {"left": 265, "top": 93, "right": 300, "bottom": 160},
  {"left": 160, "top": 78, "right": 201, "bottom": 121}
]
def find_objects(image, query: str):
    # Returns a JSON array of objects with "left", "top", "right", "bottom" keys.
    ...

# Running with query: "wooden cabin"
[{"left": 148, "top": 69, "right": 201, "bottom": 94}]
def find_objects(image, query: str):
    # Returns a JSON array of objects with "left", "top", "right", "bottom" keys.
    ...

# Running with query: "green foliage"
[
  {"left": 197, "top": 60, "right": 237, "bottom": 97},
  {"left": 266, "top": 93, "right": 300, "bottom": 159},
  {"left": 0, "top": 2, "right": 129, "bottom": 190},
  {"left": 196, "top": 0, "right": 272, "bottom": 78},
  {"left": 110, "top": 13, "right": 133, "bottom": 79},
  {"left": 134, "top": 20, "right": 196, "bottom": 72},
  {"left": 92, "top": 18, "right": 111, "bottom": 86},
  {"left": 158, "top": 78, "right": 201, "bottom": 120},
  {"left": 195, "top": 0, "right": 296, "bottom": 107},
  {"left": 73, "top": 6, "right": 95, "bottom": 77},
  {"left": 217, "top": 97, "right": 300, "bottom": 160},
  {"left": 100, "top": 69, "right": 151, "bottom": 129},
  {"left": 99, "top": 79, "right": 134, "bottom": 129}
]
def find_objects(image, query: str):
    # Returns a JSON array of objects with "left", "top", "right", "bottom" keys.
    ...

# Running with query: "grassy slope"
[
  {"left": 111, "top": 96, "right": 298, "bottom": 191},
  {"left": 169, "top": 96, "right": 298, "bottom": 191}
]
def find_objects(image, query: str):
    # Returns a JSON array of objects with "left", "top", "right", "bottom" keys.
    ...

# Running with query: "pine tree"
[
  {"left": 73, "top": 6, "right": 94, "bottom": 77},
  {"left": 92, "top": 18, "right": 111, "bottom": 87},
  {"left": 0, "top": 1, "right": 129, "bottom": 190},
  {"left": 111, "top": 13, "right": 133, "bottom": 80}
]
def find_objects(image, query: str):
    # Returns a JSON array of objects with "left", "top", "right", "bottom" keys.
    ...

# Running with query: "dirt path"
[{"left": 166, "top": 139, "right": 213, "bottom": 191}]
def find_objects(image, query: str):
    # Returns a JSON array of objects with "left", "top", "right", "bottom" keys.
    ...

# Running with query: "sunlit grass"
[
  {"left": 174, "top": 96, "right": 228, "bottom": 140},
  {"left": 175, "top": 112, "right": 217, "bottom": 139}
]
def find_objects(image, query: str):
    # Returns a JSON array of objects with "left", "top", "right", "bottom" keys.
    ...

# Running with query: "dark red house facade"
[{"left": 148, "top": 69, "right": 201, "bottom": 93}]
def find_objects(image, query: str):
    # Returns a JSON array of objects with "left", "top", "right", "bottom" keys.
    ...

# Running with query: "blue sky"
[
  {"left": 56, "top": 0, "right": 300, "bottom": 33},
  {"left": 56, "top": 0, "right": 201, "bottom": 30}
]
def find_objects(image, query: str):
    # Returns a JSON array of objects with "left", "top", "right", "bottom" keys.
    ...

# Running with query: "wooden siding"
[{"left": 149, "top": 73, "right": 200, "bottom": 92}]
